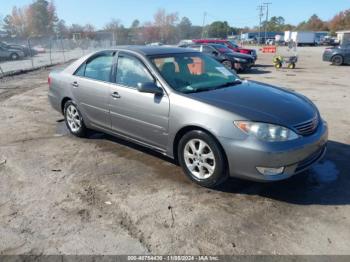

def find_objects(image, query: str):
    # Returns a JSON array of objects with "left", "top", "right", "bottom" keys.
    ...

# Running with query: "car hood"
[{"left": 187, "top": 81, "right": 318, "bottom": 126}]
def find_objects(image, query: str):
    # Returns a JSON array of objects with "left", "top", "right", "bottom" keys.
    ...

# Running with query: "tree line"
[{"left": 1, "top": 0, "right": 350, "bottom": 44}]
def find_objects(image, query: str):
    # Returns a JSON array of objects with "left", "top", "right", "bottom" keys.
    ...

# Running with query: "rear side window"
[
  {"left": 83, "top": 55, "right": 113, "bottom": 82},
  {"left": 116, "top": 55, "right": 153, "bottom": 88}
]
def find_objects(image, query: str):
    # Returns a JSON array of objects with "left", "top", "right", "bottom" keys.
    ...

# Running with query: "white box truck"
[
  {"left": 284, "top": 31, "right": 292, "bottom": 42},
  {"left": 291, "top": 31, "right": 316, "bottom": 46}
]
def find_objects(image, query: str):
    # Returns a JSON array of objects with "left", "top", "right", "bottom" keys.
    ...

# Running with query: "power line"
[
  {"left": 257, "top": 5, "right": 264, "bottom": 45},
  {"left": 264, "top": 2, "right": 272, "bottom": 44},
  {"left": 201, "top": 12, "right": 207, "bottom": 38}
]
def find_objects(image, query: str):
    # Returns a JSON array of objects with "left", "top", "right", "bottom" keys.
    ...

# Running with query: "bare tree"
[
  {"left": 104, "top": 19, "right": 122, "bottom": 45},
  {"left": 153, "top": 8, "right": 178, "bottom": 43}
]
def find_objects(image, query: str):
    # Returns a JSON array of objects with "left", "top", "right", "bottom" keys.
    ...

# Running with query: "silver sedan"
[{"left": 48, "top": 46, "right": 328, "bottom": 188}]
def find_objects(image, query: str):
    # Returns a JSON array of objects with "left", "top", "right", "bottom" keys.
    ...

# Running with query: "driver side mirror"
[
  {"left": 212, "top": 51, "right": 219, "bottom": 56},
  {"left": 137, "top": 82, "right": 163, "bottom": 95}
]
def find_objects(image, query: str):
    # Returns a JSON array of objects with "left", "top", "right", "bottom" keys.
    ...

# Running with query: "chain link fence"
[{"left": 0, "top": 37, "right": 115, "bottom": 77}]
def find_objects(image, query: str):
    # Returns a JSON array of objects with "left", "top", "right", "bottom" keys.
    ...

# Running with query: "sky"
[{"left": 1, "top": 0, "right": 349, "bottom": 29}]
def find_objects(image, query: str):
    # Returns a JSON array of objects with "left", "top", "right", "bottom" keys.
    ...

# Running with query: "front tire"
[
  {"left": 10, "top": 53, "right": 19, "bottom": 60},
  {"left": 178, "top": 130, "right": 228, "bottom": 188},
  {"left": 64, "top": 101, "right": 87, "bottom": 137},
  {"left": 331, "top": 55, "right": 343, "bottom": 66}
]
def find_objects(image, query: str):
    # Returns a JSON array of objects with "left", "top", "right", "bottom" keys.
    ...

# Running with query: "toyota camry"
[{"left": 48, "top": 46, "right": 328, "bottom": 188}]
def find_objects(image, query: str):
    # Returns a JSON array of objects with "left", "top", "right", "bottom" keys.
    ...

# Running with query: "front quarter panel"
[{"left": 167, "top": 93, "right": 245, "bottom": 157}]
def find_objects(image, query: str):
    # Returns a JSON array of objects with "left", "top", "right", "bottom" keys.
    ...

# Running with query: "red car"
[{"left": 193, "top": 39, "right": 257, "bottom": 61}]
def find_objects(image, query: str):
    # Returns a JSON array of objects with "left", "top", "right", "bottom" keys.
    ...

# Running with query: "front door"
[{"left": 109, "top": 52, "right": 170, "bottom": 150}]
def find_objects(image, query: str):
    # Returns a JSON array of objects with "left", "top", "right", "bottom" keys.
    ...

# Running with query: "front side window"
[
  {"left": 150, "top": 52, "right": 240, "bottom": 94},
  {"left": 116, "top": 55, "right": 154, "bottom": 88},
  {"left": 83, "top": 55, "right": 113, "bottom": 82}
]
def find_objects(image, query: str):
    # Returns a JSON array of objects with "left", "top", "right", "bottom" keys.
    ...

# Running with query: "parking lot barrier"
[{"left": 261, "top": 46, "right": 277, "bottom": 53}]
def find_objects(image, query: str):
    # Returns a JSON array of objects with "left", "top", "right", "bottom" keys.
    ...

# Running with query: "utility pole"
[
  {"left": 264, "top": 2, "right": 272, "bottom": 44},
  {"left": 257, "top": 5, "right": 264, "bottom": 45},
  {"left": 201, "top": 12, "right": 207, "bottom": 38}
]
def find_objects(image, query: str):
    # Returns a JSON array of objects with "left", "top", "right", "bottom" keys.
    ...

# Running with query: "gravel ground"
[{"left": 0, "top": 46, "right": 350, "bottom": 255}]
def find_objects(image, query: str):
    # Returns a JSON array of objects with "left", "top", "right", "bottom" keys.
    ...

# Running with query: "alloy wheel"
[
  {"left": 66, "top": 104, "right": 82, "bottom": 133},
  {"left": 183, "top": 139, "right": 216, "bottom": 179}
]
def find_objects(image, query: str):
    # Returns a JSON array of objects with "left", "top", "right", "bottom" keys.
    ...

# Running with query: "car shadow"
[
  {"left": 86, "top": 130, "right": 177, "bottom": 164},
  {"left": 57, "top": 122, "right": 350, "bottom": 206},
  {"left": 241, "top": 68, "right": 272, "bottom": 74},
  {"left": 254, "top": 64, "right": 274, "bottom": 68},
  {"left": 216, "top": 140, "right": 350, "bottom": 206}
]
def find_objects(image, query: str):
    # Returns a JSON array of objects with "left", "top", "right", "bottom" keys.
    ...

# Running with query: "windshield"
[
  {"left": 212, "top": 44, "right": 232, "bottom": 53},
  {"left": 150, "top": 52, "right": 240, "bottom": 94},
  {"left": 227, "top": 40, "right": 239, "bottom": 48}
]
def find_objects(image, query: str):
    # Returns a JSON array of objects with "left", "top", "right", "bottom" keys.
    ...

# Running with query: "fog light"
[{"left": 256, "top": 166, "right": 285, "bottom": 176}]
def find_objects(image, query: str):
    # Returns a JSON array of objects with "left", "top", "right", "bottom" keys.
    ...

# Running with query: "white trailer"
[
  {"left": 284, "top": 31, "right": 292, "bottom": 42},
  {"left": 291, "top": 31, "right": 316, "bottom": 46}
]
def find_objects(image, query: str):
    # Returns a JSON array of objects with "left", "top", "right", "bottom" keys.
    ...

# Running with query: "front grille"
[{"left": 293, "top": 117, "right": 319, "bottom": 136}]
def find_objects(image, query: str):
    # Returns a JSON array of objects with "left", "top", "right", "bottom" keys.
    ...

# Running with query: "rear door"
[
  {"left": 109, "top": 52, "right": 170, "bottom": 149},
  {"left": 71, "top": 51, "right": 115, "bottom": 129}
]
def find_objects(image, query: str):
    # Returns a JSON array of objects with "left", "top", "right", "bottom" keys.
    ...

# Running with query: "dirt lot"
[{"left": 0, "top": 47, "right": 350, "bottom": 255}]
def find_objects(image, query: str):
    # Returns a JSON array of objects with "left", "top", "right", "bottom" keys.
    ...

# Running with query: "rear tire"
[
  {"left": 64, "top": 101, "right": 87, "bottom": 137},
  {"left": 288, "top": 63, "right": 296, "bottom": 69},
  {"left": 331, "top": 55, "right": 343, "bottom": 66},
  {"left": 178, "top": 130, "right": 228, "bottom": 188}
]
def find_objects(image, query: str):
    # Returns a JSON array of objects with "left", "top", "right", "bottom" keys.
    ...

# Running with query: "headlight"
[
  {"left": 234, "top": 121, "right": 299, "bottom": 142},
  {"left": 234, "top": 58, "right": 247, "bottom": 63}
]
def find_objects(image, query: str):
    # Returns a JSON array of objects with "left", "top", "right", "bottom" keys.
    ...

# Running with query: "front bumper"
[{"left": 218, "top": 121, "right": 328, "bottom": 182}]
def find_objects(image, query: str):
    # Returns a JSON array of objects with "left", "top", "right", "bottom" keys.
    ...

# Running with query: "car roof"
[
  {"left": 193, "top": 39, "right": 228, "bottom": 43},
  {"left": 115, "top": 45, "right": 196, "bottom": 56}
]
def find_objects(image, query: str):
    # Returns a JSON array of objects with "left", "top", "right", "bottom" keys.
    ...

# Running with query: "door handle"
[
  {"left": 111, "top": 91, "right": 121, "bottom": 99},
  {"left": 71, "top": 81, "right": 79, "bottom": 88}
]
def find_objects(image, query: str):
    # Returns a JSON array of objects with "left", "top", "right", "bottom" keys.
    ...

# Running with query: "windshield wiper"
[
  {"left": 185, "top": 87, "right": 211, "bottom": 93},
  {"left": 214, "top": 79, "right": 242, "bottom": 89},
  {"left": 184, "top": 80, "right": 243, "bottom": 94}
]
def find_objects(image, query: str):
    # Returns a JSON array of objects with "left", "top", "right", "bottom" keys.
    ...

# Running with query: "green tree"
[
  {"left": 27, "top": 0, "right": 58, "bottom": 36},
  {"left": 178, "top": 17, "right": 192, "bottom": 39},
  {"left": 297, "top": 14, "right": 328, "bottom": 31},
  {"left": 262, "top": 16, "right": 286, "bottom": 32},
  {"left": 131, "top": 19, "right": 140, "bottom": 28},
  {"left": 55, "top": 19, "right": 68, "bottom": 37},
  {"left": 207, "top": 21, "right": 230, "bottom": 38}
]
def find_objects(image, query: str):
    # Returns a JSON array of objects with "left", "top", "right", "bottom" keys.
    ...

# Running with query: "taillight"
[{"left": 48, "top": 76, "right": 51, "bottom": 87}]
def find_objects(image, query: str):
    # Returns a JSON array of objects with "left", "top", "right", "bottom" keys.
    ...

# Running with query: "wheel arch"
[
  {"left": 332, "top": 53, "right": 344, "bottom": 61},
  {"left": 61, "top": 97, "right": 72, "bottom": 114},
  {"left": 172, "top": 125, "right": 228, "bottom": 166}
]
